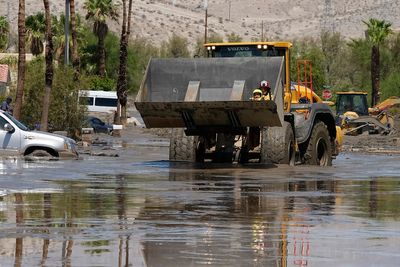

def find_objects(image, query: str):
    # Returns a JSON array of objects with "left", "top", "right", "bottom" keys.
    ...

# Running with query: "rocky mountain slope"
[{"left": 1, "top": 0, "right": 400, "bottom": 50}]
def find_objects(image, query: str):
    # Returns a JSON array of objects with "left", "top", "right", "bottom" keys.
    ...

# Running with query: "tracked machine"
[{"left": 135, "top": 42, "right": 341, "bottom": 166}]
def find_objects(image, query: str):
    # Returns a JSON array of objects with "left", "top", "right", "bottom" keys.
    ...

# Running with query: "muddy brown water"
[{"left": 0, "top": 129, "right": 400, "bottom": 267}]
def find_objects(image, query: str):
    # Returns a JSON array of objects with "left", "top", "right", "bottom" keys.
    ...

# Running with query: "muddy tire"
[
  {"left": 169, "top": 128, "right": 201, "bottom": 162},
  {"left": 303, "top": 121, "right": 332, "bottom": 166},
  {"left": 27, "top": 149, "right": 54, "bottom": 158},
  {"left": 260, "top": 122, "right": 295, "bottom": 165}
]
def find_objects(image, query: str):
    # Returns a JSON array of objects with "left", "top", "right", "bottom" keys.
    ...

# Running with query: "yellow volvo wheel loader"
[{"left": 135, "top": 42, "right": 340, "bottom": 166}]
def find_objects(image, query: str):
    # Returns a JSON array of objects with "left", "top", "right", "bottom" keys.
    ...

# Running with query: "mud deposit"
[
  {"left": 342, "top": 114, "right": 400, "bottom": 154},
  {"left": 0, "top": 126, "right": 400, "bottom": 267}
]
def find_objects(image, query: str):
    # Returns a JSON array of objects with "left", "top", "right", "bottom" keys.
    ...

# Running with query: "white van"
[{"left": 79, "top": 90, "right": 118, "bottom": 113}]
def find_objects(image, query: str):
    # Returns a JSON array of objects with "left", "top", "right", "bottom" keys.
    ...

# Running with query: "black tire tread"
[
  {"left": 29, "top": 149, "right": 53, "bottom": 157},
  {"left": 261, "top": 121, "right": 294, "bottom": 164},
  {"left": 304, "top": 121, "right": 332, "bottom": 166},
  {"left": 169, "top": 128, "right": 197, "bottom": 162}
]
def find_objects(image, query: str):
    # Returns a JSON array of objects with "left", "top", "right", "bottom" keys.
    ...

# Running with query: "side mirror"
[{"left": 4, "top": 123, "right": 14, "bottom": 133}]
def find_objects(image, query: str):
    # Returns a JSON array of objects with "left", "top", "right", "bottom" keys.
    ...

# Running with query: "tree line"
[
  {"left": 0, "top": 1, "right": 398, "bottom": 136},
  {"left": 0, "top": 0, "right": 134, "bottom": 134},
  {"left": 290, "top": 19, "right": 395, "bottom": 107}
]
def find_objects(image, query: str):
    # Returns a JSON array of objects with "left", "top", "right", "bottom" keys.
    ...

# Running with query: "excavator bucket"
[
  {"left": 135, "top": 57, "right": 285, "bottom": 133},
  {"left": 371, "top": 96, "right": 400, "bottom": 114}
]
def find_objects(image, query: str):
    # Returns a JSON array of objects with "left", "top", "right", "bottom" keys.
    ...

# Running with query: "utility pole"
[
  {"left": 65, "top": 0, "right": 70, "bottom": 65},
  {"left": 7, "top": 2, "right": 10, "bottom": 50},
  {"left": 204, "top": 0, "right": 208, "bottom": 44},
  {"left": 6, "top": 2, "right": 9, "bottom": 18},
  {"left": 261, "top": 21, "right": 264, "bottom": 41},
  {"left": 323, "top": 0, "right": 335, "bottom": 33},
  {"left": 228, "top": 1, "right": 231, "bottom": 21}
]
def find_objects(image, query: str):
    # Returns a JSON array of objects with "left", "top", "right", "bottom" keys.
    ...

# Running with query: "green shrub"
[
  {"left": 290, "top": 37, "right": 327, "bottom": 94},
  {"left": 160, "top": 33, "right": 190, "bottom": 58},
  {"left": 82, "top": 75, "right": 116, "bottom": 91},
  {"left": 381, "top": 72, "right": 400, "bottom": 100},
  {"left": 226, "top": 32, "right": 242, "bottom": 42},
  {"left": 79, "top": 29, "right": 159, "bottom": 94},
  {"left": 128, "top": 37, "right": 159, "bottom": 92},
  {"left": 21, "top": 58, "right": 86, "bottom": 138}
]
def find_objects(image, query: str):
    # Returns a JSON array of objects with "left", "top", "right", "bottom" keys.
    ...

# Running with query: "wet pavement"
[{"left": 1, "top": 128, "right": 400, "bottom": 267}]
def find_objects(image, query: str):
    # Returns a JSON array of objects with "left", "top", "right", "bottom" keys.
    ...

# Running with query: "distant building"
[
  {"left": 0, "top": 64, "right": 11, "bottom": 95},
  {"left": 0, "top": 53, "right": 34, "bottom": 94}
]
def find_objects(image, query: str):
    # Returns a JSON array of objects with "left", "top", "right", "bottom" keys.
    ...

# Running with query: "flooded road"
[{"left": 0, "top": 129, "right": 400, "bottom": 267}]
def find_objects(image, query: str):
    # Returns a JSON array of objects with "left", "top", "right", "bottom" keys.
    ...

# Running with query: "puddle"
[
  {"left": 0, "top": 128, "right": 399, "bottom": 266},
  {"left": 0, "top": 164, "right": 399, "bottom": 266}
]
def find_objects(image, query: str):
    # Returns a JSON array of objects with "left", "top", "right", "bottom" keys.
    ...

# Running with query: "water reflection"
[
  {"left": 0, "top": 168, "right": 399, "bottom": 266},
  {"left": 40, "top": 193, "right": 51, "bottom": 267},
  {"left": 116, "top": 174, "right": 130, "bottom": 267},
  {"left": 369, "top": 178, "right": 378, "bottom": 218},
  {"left": 136, "top": 171, "right": 338, "bottom": 267},
  {"left": 15, "top": 193, "right": 23, "bottom": 267}
]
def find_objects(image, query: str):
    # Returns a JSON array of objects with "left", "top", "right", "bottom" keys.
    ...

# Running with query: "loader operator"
[
  {"left": 251, "top": 88, "right": 263, "bottom": 100},
  {"left": 259, "top": 80, "right": 272, "bottom": 100}
]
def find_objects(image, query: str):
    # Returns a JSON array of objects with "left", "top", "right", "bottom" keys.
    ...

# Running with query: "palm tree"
[
  {"left": 51, "top": 15, "right": 67, "bottom": 63},
  {"left": 70, "top": 0, "right": 80, "bottom": 79},
  {"left": 84, "top": 0, "right": 118, "bottom": 77},
  {"left": 116, "top": 0, "right": 132, "bottom": 124},
  {"left": 363, "top": 18, "right": 392, "bottom": 106},
  {"left": 40, "top": 0, "right": 53, "bottom": 132},
  {"left": 51, "top": 14, "right": 85, "bottom": 64},
  {"left": 0, "top": 16, "right": 10, "bottom": 52},
  {"left": 25, "top": 13, "right": 46, "bottom": 56},
  {"left": 14, "top": 0, "right": 26, "bottom": 120},
  {"left": 14, "top": 193, "right": 24, "bottom": 267}
]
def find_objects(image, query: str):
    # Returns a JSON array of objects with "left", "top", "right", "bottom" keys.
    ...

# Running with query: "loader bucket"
[{"left": 135, "top": 57, "right": 285, "bottom": 131}]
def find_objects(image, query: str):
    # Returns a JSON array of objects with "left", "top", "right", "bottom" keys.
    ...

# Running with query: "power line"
[
  {"left": 322, "top": 0, "right": 335, "bottom": 33},
  {"left": 65, "top": 0, "right": 70, "bottom": 65}
]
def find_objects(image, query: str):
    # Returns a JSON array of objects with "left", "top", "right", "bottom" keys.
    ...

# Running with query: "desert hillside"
[{"left": 1, "top": 0, "right": 400, "bottom": 50}]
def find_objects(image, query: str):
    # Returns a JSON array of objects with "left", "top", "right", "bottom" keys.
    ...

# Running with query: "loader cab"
[
  {"left": 206, "top": 43, "right": 287, "bottom": 58},
  {"left": 336, "top": 92, "right": 369, "bottom": 116},
  {"left": 205, "top": 42, "right": 293, "bottom": 109},
  {"left": 205, "top": 42, "right": 291, "bottom": 85}
]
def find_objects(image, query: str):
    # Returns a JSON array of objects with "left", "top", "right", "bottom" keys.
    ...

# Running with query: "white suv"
[{"left": 0, "top": 111, "right": 78, "bottom": 158}]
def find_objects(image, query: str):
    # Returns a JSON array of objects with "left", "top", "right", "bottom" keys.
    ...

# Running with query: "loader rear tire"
[
  {"left": 303, "top": 121, "right": 332, "bottom": 166},
  {"left": 212, "top": 133, "right": 235, "bottom": 163},
  {"left": 260, "top": 122, "right": 295, "bottom": 165},
  {"left": 169, "top": 128, "right": 202, "bottom": 162}
]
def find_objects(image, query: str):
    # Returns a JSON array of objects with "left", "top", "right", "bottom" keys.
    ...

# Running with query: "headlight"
[
  {"left": 64, "top": 140, "right": 76, "bottom": 150},
  {"left": 64, "top": 141, "right": 71, "bottom": 150}
]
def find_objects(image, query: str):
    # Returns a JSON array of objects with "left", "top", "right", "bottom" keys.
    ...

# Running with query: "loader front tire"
[
  {"left": 303, "top": 121, "right": 332, "bottom": 166},
  {"left": 169, "top": 128, "right": 202, "bottom": 162},
  {"left": 260, "top": 122, "right": 295, "bottom": 165}
]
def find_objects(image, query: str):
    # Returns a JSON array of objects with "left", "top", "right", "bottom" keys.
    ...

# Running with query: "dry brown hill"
[{"left": 1, "top": 0, "right": 400, "bottom": 52}]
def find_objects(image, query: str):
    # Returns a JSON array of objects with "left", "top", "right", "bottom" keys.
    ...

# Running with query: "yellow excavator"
[{"left": 335, "top": 91, "right": 399, "bottom": 135}]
